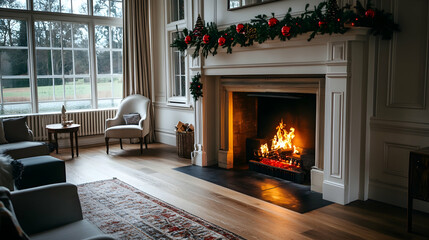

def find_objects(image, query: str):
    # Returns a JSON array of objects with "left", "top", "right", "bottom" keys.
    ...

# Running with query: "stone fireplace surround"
[{"left": 191, "top": 28, "right": 369, "bottom": 205}]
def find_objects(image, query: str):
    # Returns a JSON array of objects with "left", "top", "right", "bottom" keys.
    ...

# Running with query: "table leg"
[
  {"left": 54, "top": 133, "right": 58, "bottom": 154},
  {"left": 75, "top": 131, "right": 79, "bottom": 157},
  {"left": 70, "top": 132, "right": 74, "bottom": 158}
]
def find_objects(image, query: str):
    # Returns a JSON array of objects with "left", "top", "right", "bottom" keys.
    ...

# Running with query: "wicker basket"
[{"left": 176, "top": 131, "right": 194, "bottom": 158}]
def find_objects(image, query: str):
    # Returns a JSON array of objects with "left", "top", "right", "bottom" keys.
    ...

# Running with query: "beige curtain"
[{"left": 123, "top": 0, "right": 155, "bottom": 142}]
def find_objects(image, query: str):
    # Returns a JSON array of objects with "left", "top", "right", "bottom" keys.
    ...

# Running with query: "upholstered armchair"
[{"left": 105, "top": 94, "right": 151, "bottom": 154}]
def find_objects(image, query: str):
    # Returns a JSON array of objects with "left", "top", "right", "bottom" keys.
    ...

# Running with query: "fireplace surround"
[{"left": 191, "top": 28, "right": 369, "bottom": 205}]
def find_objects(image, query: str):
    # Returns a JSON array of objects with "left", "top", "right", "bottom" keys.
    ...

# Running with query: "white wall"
[{"left": 151, "top": 0, "right": 429, "bottom": 209}]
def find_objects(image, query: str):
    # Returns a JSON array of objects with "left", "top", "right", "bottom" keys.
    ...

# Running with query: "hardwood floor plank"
[{"left": 54, "top": 143, "right": 429, "bottom": 240}]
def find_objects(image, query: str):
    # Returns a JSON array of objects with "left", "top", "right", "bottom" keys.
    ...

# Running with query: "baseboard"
[
  {"left": 155, "top": 130, "right": 176, "bottom": 146},
  {"left": 369, "top": 180, "right": 429, "bottom": 213},
  {"left": 311, "top": 168, "right": 323, "bottom": 193},
  {"left": 323, "top": 180, "right": 345, "bottom": 205}
]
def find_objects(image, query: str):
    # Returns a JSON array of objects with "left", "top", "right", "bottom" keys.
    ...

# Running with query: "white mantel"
[{"left": 191, "top": 28, "right": 369, "bottom": 205}]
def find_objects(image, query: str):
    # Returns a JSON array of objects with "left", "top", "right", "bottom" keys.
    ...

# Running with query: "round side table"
[{"left": 46, "top": 124, "right": 80, "bottom": 158}]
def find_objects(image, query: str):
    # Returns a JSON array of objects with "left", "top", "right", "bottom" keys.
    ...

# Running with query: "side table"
[{"left": 46, "top": 124, "right": 80, "bottom": 158}]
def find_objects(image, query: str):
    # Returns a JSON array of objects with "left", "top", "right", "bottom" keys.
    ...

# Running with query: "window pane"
[
  {"left": 95, "top": 26, "right": 109, "bottom": 48},
  {"left": 111, "top": 1, "right": 122, "bottom": 18},
  {"left": 0, "top": 0, "right": 26, "bottom": 10},
  {"left": 73, "top": 0, "right": 88, "bottom": 14},
  {"left": 61, "top": 0, "right": 72, "bottom": 13},
  {"left": 179, "top": 0, "right": 184, "bottom": 20},
  {"left": 180, "top": 54, "right": 185, "bottom": 74},
  {"left": 34, "top": 0, "right": 60, "bottom": 12},
  {"left": 170, "top": 0, "right": 178, "bottom": 22},
  {"left": 51, "top": 22, "right": 62, "bottom": 47},
  {"left": 62, "top": 23, "right": 72, "bottom": 48},
  {"left": 93, "top": 0, "right": 109, "bottom": 16},
  {"left": 75, "top": 77, "right": 90, "bottom": 98},
  {"left": 66, "top": 100, "right": 91, "bottom": 110},
  {"left": 111, "top": 27, "right": 122, "bottom": 49},
  {"left": 36, "top": 50, "right": 52, "bottom": 75},
  {"left": 63, "top": 50, "right": 73, "bottom": 75},
  {"left": 113, "top": 76, "right": 122, "bottom": 98},
  {"left": 74, "top": 50, "right": 89, "bottom": 74},
  {"left": 37, "top": 78, "right": 53, "bottom": 101},
  {"left": 73, "top": 24, "right": 88, "bottom": 48},
  {"left": 2, "top": 78, "right": 30, "bottom": 102},
  {"left": 97, "top": 51, "right": 110, "bottom": 74},
  {"left": 65, "top": 78, "right": 74, "bottom": 99},
  {"left": 39, "top": 101, "right": 63, "bottom": 113},
  {"left": 174, "top": 76, "right": 180, "bottom": 96},
  {"left": 54, "top": 78, "right": 63, "bottom": 100},
  {"left": 98, "top": 99, "right": 117, "bottom": 108},
  {"left": 35, "top": 21, "right": 51, "bottom": 47},
  {"left": 52, "top": 50, "right": 62, "bottom": 75},
  {"left": 112, "top": 51, "right": 122, "bottom": 74},
  {"left": 0, "top": 19, "right": 27, "bottom": 46},
  {"left": 0, "top": 49, "right": 28, "bottom": 75},
  {"left": 181, "top": 76, "right": 186, "bottom": 96},
  {"left": 97, "top": 77, "right": 112, "bottom": 98},
  {"left": 1, "top": 104, "right": 31, "bottom": 115}
]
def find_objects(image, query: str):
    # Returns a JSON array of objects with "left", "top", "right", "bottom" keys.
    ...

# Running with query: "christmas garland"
[
  {"left": 190, "top": 73, "right": 203, "bottom": 101},
  {"left": 171, "top": 0, "right": 399, "bottom": 59}
]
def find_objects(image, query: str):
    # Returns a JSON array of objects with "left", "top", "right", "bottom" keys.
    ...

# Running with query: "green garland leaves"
[
  {"left": 190, "top": 73, "right": 203, "bottom": 101},
  {"left": 170, "top": 0, "right": 399, "bottom": 59}
]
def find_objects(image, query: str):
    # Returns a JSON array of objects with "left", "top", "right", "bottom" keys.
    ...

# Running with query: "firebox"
[{"left": 232, "top": 92, "right": 316, "bottom": 183}]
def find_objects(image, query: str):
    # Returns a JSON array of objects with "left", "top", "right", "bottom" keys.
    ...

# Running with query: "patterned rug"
[{"left": 78, "top": 178, "right": 244, "bottom": 240}]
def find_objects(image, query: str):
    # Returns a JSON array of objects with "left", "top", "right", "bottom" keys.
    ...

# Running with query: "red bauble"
[
  {"left": 184, "top": 35, "right": 192, "bottom": 44},
  {"left": 281, "top": 26, "right": 291, "bottom": 36},
  {"left": 202, "top": 34, "right": 210, "bottom": 44},
  {"left": 268, "top": 17, "right": 279, "bottom": 27},
  {"left": 218, "top": 36, "right": 226, "bottom": 46},
  {"left": 365, "top": 9, "right": 375, "bottom": 18},
  {"left": 318, "top": 21, "right": 326, "bottom": 27},
  {"left": 236, "top": 23, "right": 244, "bottom": 33}
]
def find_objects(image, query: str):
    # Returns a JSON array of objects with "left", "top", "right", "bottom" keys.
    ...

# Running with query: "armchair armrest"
[{"left": 10, "top": 183, "right": 83, "bottom": 235}]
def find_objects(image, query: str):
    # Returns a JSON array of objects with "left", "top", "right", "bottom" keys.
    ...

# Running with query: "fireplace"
[
  {"left": 192, "top": 29, "right": 369, "bottom": 205},
  {"left": 231, "top": 92, "right": 317, "bottom": 183}
]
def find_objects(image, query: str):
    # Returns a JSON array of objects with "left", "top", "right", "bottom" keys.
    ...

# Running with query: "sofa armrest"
[{"left": 10, "top": 183, "right": 83, "bottom": 235}]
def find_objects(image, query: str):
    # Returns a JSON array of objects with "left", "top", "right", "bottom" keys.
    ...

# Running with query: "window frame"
[
  {"left": 165, "top": 0, "right": 190, "bottom": 106},
  {"left": 0, "top": 0, "right": 123, "bottom": 115}
]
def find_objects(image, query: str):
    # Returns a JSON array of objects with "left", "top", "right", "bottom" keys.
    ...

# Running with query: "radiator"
[{"left": 27, "top": 109, "right": 117, "bottom": 141}]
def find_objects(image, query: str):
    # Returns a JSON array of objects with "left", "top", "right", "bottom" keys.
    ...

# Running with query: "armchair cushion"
[
  {"left": 123, "top": 113, "right": 141, "bottom": 125},
  {"left": 105, "top": 125, "right": 143, "bottom": 138},
  {"left": 2, "top": 117, "right": 33, "bottom": 143}
]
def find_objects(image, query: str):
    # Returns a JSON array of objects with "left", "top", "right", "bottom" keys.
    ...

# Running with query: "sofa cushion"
[
  {"left": 0, "top": 119, "right": 8, "bottom": 144},
  {"left": 0, "top": 201, "right": 30, "bottom": 240},
  {"left": 0, "top": 141, "right": 49, "bottom": 160},
  {"left": 3, "top": 117, "right": 32, "bottom": 143},
  {"left": 15, "top": 156, "right": 66, "bottom": 190},
  {"left": 30, "top": 220, "right": 104, "bottom": 240}
]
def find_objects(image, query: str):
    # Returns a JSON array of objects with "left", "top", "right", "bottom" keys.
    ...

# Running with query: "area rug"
[{"left": 78, "top": 179, "right": 244, "bottom": 240}]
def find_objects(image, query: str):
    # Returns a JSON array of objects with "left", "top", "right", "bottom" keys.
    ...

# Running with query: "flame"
[{"left": 260, "top": 119, "right": 300, "bottom": 157}]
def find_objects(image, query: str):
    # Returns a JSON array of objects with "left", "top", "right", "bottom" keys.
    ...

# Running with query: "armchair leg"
[
  {"left": 105, "top": 137, "right": 109, "bottom": 154},
  {"left": 139, "top": 137, "right": 143, "bottom": 154},
  {"left": 144, "top": 136, "right": 148, "bottom": 149},
  {"left": 119, "top": 138, "right": 123, "bottom": 149}
]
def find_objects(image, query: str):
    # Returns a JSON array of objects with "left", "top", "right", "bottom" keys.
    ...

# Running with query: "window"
[
  {"left": 166, "top": 0, "right": 188, "bottom": 105},
  {"left": 0, "top": 0, "right": 123, "bottom": 115}
]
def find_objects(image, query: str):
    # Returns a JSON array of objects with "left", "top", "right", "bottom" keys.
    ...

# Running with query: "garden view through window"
[{"left": 0, "top": 0, "right": 123, "bottom": 115}]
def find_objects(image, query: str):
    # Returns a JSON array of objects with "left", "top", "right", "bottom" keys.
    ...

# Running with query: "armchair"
[{"left": 105, "top": 94, "right": 151, "bottom": 154}]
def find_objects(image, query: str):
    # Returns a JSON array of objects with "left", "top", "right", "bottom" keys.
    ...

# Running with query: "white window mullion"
[
  {"left": 28, "top": 15, "right": 38, "bottom": 113},
  {"left": 89, "top": 21, "right": 98, "bottom": 108}
]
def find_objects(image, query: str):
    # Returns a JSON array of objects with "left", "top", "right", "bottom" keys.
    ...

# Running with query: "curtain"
[{"left": 123, "top": 0, "right": 155, "bottom": 142}]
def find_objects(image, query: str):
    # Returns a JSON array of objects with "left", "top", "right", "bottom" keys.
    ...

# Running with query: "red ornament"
[
  {"left": 281, "top": 26, "right": 291, "bottom": 36},
  {"left": 268, "top": 17, "right": 279, "bottom": 27},
  {"left": 218, "top": 36, "right": 226, "bottom": 46},
  {"left": 318, "top": 21, "right": 326, "bottom": 27},
  {"left": 202, "top": 34, "right": 210, "bottom": 44},
  {"left": 365, "top": 9, "right": 375, "bottom": 18},
  {"left": 337, "top": 18, "right": 341, "bottom": 22},
  {"left": 184, "top": 35, "right": 192, "bottom": 44},
  {"left": 236, "top": 23, "right": 244, "bottom": 33}
]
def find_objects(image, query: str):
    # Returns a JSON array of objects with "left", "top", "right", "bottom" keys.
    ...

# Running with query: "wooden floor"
[{"left": 55, "top": 143, "right": 429, "bottom": 240}]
